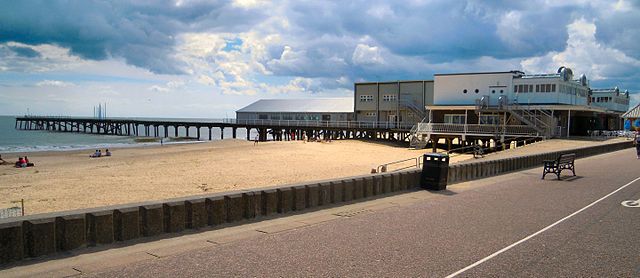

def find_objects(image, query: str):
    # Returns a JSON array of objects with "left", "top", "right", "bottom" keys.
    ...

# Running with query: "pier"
[{"left": 14, "top": 116, "right": 417, "bottom": 143}]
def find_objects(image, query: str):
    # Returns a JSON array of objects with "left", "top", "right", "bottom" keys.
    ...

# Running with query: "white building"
[{"left": 236, "top": 98, "right": 354, "bottom": 122}]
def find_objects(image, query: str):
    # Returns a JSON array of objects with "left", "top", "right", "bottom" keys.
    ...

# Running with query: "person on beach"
[
  {"left": 105, "top": 149, "right": 112, "bottom": 156},
  {"left": 90, "top": 149, "right": 101, "bottom": 158},
  {"left": 24, "top": 156, "right": 34, "bottom": 167},
  {"left": 0, "top": 154, "right": 7, "bottom": 165},
  {"left": 254, "top": 135, "right": 259, "bottom": 146},
  {"left": 16, "top": 157, "right": 26, "bottom": 168},
  {"left": 635, "top": 132, "right": 640, "bottom": 159}
]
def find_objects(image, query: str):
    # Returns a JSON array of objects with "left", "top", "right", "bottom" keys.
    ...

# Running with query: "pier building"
[
  {"left": 353, "top": 80, "right": 434, "bottom": 126},
  {"left": 236, "top": 98, "right": 354, "bottom": 122}
]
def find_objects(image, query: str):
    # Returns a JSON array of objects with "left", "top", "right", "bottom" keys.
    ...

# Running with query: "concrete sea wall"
[{"left": 0, "top": 140, "right": 632, "bottom": 264}]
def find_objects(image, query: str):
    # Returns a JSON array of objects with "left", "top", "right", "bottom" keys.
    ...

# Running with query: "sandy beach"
[
  {"left": 0, "top": 139, "right": 470, "bottom": 215},
  {"left": 0, "top": 137, "right": 627, "bottom": 216}
]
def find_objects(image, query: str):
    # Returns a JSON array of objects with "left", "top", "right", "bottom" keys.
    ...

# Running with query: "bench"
[{"left": 542, "top": 153, "right": 576, "bottom": 180}]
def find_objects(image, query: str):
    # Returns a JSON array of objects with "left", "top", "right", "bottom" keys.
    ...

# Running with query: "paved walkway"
[
  {"left": 459, "top": 137, "right": 629, "bottom": 162},
  {"left": 2, "top": 147, "right": 639, "bottom": 277}
]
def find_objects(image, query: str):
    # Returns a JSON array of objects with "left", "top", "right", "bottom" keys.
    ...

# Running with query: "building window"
[
  {"left": 529, "top": 85, "right": 533, "bottom": 92},
  {"left": 535, "top": 84, "right": 540, "bottom": 92},
  {"left": 480, "top": 115, "right": 500, "bottom": 125},
  {"left": 524, "top": 85, "right": 529, "bottom": 93},
  {"left": 382, "top": 95, "right": 397, "bottom": 102},
  {"left": 545, "top": 84, "right": 551, "bottom": 92},
  {"left": 444, "top": 114, "right": 465, "bottom": 124},
  {"left": 474, "top": 89, "right": 479, "bottom": 93},
  {"left": 365, "top": 112, "right": 376, "bottom": 117},
  {"left": 551, "top": 84, "right": 556, "bottom": 92},
  {"left": 500, "top": 89, "right": 504, "bottom": 94},
  {"left": 360, "top": 95, "right": 374, "bottom": 102},
  {"left": 492, "top": 90, "right": 495, "bottom": 94},
  {"left": 514, "top": 85, "right": 517, "bottom": 92},
  {"left": 463, "top": 89, "right": 468, "bottom": 94}
]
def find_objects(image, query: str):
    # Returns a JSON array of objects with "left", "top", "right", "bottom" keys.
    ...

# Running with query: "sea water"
[{"left": 0, "top": 116, "right": 252, "bottom": 154}]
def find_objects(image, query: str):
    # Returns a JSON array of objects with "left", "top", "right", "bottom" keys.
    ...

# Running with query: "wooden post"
[
  {"left": 209, "top": 127, "right": 212, "bottom": 140},
  {"left": 196, "top": 126, "right": 201, "bottom": 140},
  {"left": 232, "top": 128, "right": 237, "bottom": 139},
  {"left": 220, "top": 128, "right": 224, "bottom": 140}
]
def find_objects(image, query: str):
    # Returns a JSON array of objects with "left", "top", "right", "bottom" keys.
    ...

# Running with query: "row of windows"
[
  {"left": 382, "top": 95, "right": 397, "bottom": 102},
  {"left": 444, "top": 114, "right": 500, "bottom": 124},
  {"left": 593, "top": 97, "right": 613, "bottom": 103},
  {"left": 514, "top": 84, "right": 556, "bottom": 93},
  {"left": 360, "top": 95, "right": 398, "bottom": 102},
  {"left": 514, "top": 83, "right": 589, "bottom": 97},
  {"left": 258, "top": 114, "right": 323, "bottom": 121},
  {"left": 360, "top": 95, "right": 374, "bottom": 102}
]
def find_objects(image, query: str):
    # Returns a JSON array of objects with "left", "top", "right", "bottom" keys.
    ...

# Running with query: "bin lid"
[{"left": 424, "top": 153, "right": 449, "bottom": 158}]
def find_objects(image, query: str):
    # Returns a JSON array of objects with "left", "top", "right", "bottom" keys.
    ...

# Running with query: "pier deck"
[{"left": 14, "top": 117, "right": 414, "bottom": 142}]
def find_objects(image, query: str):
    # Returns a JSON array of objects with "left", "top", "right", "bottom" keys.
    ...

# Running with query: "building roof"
[
  {"left": 622, "top": 103, "right": 640, "bottom": 118},
  {"left": 355, "top": 80, "right": 434, "bottom": 85},
  {"left": 236, "top": 98, "right": 354, "bottom": 113},
  {"left": 434, "top": 71, "right": 523, "bottom": 77}
]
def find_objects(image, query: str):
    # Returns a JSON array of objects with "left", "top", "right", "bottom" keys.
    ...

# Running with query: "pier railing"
[
  {"left": 17, "top": 116, "right": 415, "bottom": 130},
  {"left": 415, "top": 123, "right": 540, "bottom": 136},
  {"left": 227, "top": 119, "right": 415, "bottom": 130}
]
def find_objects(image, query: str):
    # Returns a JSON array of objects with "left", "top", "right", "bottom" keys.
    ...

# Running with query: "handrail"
[
  {"left": 376, "top": 155, "right": 423, "bottom": 173},
  {"left": 16, "top": 117, "right": 416, "bottom": 130}
]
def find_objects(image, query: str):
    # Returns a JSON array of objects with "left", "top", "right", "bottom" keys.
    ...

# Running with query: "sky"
[{"left": 0, "top": 0, "right": 639, "bottom": 118}]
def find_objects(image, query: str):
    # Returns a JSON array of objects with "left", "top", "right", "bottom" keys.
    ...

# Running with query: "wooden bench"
[{"left": 542, "top": 153, "right": 576, "bottom": 180}]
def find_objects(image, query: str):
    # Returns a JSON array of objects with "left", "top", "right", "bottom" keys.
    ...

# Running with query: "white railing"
[
  {"left": 228, "top": 119, "right": 415, "bottom": 129},
  {"left": 414, "top": 123, "right": 539, "bottom": 136},
  {"left": 19, "top": 117, "right": 415, "bottom": 130}
]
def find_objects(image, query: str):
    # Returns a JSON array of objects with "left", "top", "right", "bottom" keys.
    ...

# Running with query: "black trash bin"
[{"left": 420, "top": 153, "right": 449, "bottom": 190}]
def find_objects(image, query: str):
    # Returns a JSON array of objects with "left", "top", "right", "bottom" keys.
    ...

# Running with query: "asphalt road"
[{"left": 7, "top": 148, "right": 639, "bottom": 277}]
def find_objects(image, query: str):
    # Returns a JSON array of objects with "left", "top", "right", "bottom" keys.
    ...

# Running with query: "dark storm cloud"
[
  {"left": 6, "top": 46, "right": 41, "bottom": 58},
  {"left": 0, "top": 0, "right": 266, "bottom": 74}
]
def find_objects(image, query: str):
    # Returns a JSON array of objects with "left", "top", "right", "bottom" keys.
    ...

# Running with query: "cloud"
[
  {"left": 7, "top": 46, "right": 41, "bottom": 58},
  {"left": 0, "top": 0, "right": 639, "bottom": 117},
  {"left": 0, "top": 1, "right": 268, "bottom": 74},
  {"left": 352, "top": 44, "right": 384, "bottom": 66},
  {"left": 36, "top": 80, "right": 76, "bottom": 87},
  {"left": 521, "top": 18, "right": 640, "bottom": 82}
]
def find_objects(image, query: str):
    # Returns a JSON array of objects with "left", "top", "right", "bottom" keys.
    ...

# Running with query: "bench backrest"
[{"left": 557, "top": 153, "right": 576, "bottom": 163}]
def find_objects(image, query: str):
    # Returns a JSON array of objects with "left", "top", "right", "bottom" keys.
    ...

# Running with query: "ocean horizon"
[{"left": 0, "top": 116, "right": 253, "bottom": 154}]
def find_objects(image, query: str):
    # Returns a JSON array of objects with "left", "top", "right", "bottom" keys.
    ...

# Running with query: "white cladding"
[
  {"left": 433, "top": 71, "right": 592, "bottom": 106},
  {"left": 433, "top": 72, "right": 515, "bottom": 105}
]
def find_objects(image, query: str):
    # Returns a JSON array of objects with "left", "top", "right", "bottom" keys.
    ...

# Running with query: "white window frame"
[
  {"left": 479, "top": 115, "right": 500, "bottom": 125},
  {"left": 360, "top": 95, "right": 374, "bottom": 102},
  {"left": 382, "top": 95, "right": 397, "bottom": 102},
  {"left": 444, "top": 114, "right": 465, "bottom": 124}
]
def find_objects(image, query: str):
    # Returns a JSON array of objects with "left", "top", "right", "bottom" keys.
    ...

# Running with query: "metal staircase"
[
  {"left": 409, "top": 118, "right": 429, "bottom": 149},
  {"left": 399, "top": 98, "right": 426, "bottom": 122},
  {"left": 476, "top": 96, "right": 556, "bottom": 138}
]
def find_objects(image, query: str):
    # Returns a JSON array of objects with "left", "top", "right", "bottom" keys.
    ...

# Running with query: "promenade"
[{"left": 2, "top": 147, "right": 638, "bottom": 277}]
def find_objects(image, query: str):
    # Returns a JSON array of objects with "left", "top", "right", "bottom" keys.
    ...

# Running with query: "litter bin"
[{"left": 420, "top": 153, "right": 449, "bottom": 190}]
